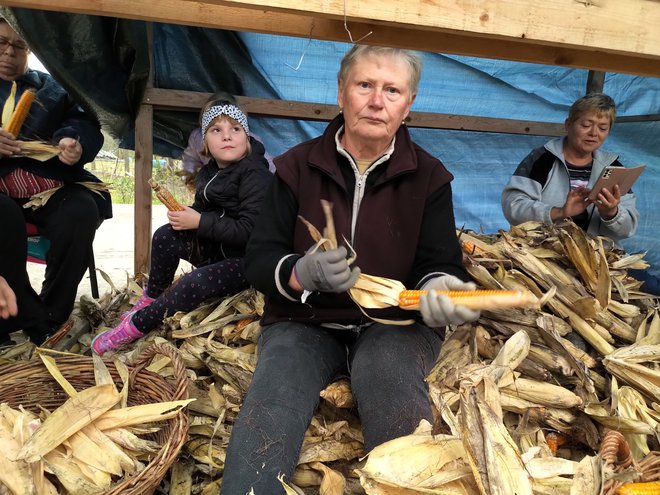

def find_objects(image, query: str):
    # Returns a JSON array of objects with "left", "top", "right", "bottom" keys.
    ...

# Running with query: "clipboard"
[{"left": 588, "top": 164, "right": 646, "bottom": 201}]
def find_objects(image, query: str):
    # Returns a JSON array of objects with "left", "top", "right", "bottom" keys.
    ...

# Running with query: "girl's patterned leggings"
[{"left": 132, "top": 223, "right": 249, "bottom": 333}]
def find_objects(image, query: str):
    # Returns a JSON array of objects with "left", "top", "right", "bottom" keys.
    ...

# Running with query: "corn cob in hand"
[
  {"left": 399, "top": 289, "right": 539, "bottom": 311},
  {"left": 149, "top": 178, "right": 185, "bottom": 211},
  {"left": 3, "top": 89, "right": 36, "bottom": 137}
]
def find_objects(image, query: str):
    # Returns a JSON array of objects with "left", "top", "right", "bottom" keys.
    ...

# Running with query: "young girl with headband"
[{"left": 93, "top": 97, "right": 272, "bottom": 354}]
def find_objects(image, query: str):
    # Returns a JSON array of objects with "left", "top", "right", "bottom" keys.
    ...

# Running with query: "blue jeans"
[{"left": 220, "top": 320, "right": 442, "bottom": 494}]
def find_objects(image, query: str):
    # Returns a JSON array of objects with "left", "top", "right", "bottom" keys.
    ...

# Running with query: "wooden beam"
[
  {"left": 144, "top": 88, "right": 565, "bottom": 136},
  {"left": 3, "top": 0, "right": 660, "bottom": 76},
  {"left": 617, "top": 114, "right": 660, "bottom": 123},
  {"left": 210, "top": 0, "right": 660, "bottom": 59}
]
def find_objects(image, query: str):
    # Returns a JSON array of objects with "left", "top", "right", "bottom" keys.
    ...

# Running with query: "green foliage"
[{"left": 91, "top": 155, "right": 194, "bottom": 206}]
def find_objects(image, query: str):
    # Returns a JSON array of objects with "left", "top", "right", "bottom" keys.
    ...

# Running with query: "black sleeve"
[
  {"left": 410, "top": 182, "right": 469, "bottom": 287},
  {"left": 51, "top": 97, "right": 103, "bottom": 166},
  {"left": 244, "top": 174, "right": 302, "bottom": 299},
  {"left": 197, "top": 166, "right": 273, "bottom": 246}
]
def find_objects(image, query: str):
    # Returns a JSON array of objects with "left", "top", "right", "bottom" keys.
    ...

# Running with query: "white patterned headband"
[{"left": 201, "top": 104, "right": 249, "bottom": 136}]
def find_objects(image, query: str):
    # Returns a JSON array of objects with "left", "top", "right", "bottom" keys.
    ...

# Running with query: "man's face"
[{"left": 0, "top": 22, "right": 29, "bottom": 81}]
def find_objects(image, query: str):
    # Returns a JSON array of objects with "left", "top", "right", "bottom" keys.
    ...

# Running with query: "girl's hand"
[
  {"left": 0, "top": 276, "right": 17, "bottom": 320},
  {"left": 167, "top": 206, "right": 201, "bottom": 230},
  {"left": 0, "top": 128, "right": 21, "bottom": 157},
  {"left": 58, "top": 137, "right": 82, "bottom": 165},
  {"left": 591, "top": 184, "right": 620, "bottom": 220}
]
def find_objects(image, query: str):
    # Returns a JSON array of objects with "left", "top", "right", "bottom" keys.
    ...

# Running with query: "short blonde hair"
[
  {"left": 567, "top": 93, "right": 617, "bottom": 127},
  {"left": 338, "top": 45, "right": 422, "bottom": 98}
]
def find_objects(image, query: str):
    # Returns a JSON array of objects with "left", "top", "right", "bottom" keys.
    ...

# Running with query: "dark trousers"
[
  {"left": 145, "top": 223, "right": 228, "bottom": 297},
  {"left": 133, "top": 224, "right": 249, "bottom": 333},
  {"left": 18, "top": 184, "right": 100, "bottom": 325},
  {"left": 220, "top": 321, "right": 442, "bottom": 495},
  {"left": 0, "top": 194, "right": 48, "bottom": 338}
]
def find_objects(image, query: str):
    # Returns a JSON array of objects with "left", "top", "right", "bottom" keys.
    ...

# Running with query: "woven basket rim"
[{"left": 0, "top": 343, "right": 189, "bottom": 495}]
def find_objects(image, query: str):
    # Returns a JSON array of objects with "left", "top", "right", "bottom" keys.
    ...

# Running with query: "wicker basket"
[{"left": 0, "top": 343, "right": 189, "bottom": 495}]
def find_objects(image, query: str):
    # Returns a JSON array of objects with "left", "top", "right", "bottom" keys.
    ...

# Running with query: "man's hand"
[
  {"left": 419, "top": 275, "right": 480, "bottom": 328},
  {"left": 167, "top": 206, "right": 201, "bottom": 230},
  {"left": 0, "top": 128, "right": 21, "bottom": 157},
  {"left": 0, "top": 276, "right": 17, "bottom": 320},
  {"left": 58, "top": 137, "right": 82, "bottom": 165},
  {"left": 294, "top": 246, "right": 360, "bottom": 293}
]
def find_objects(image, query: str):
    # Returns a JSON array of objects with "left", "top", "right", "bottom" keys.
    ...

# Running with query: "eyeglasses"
[{"left": 0, "top": 36, "right": 29, "bottom": 53}]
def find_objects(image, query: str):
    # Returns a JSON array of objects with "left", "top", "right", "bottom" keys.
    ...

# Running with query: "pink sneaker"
[
  {"left": 121, "top": 290, "right": 155, "bottom": 318},
  {"left": 92, "top": 315, "right": 144, "bottom": 355}
]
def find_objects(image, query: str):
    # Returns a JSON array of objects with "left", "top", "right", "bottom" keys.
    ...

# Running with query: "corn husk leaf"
[
  {"left": 94, "top": 398, "right": 195, "bottom": 430},
  {"left": 356, "top": 420, "right": 477, "bottom": 494},
  {"left": 17, "top": 384, "right": 121, "bottom": 462},
  {"left": 459, "top": 375, "right": 533, "bottom": 495}
]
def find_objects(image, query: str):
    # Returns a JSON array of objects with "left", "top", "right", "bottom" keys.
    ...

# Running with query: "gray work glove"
[
  {"left": 419, "top": 275, "right": 481, "bottom": 328},
  {"left": 294, "top": 246, "right": 360, "bottom": 293}
]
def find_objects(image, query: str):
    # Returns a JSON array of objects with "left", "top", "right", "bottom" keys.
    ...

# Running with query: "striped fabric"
[{"left": 0, "top": 169, "right": 63, "bottom": 198}]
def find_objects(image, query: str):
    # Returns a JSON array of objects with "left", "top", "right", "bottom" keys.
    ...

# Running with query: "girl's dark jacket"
[
  {"left": 0, "top": 69, "right": 111, "bottom": 219},
  {"left": 245, "top": 114, "right": 469, "bottom": 326},
  {"left": 192, "top": 137, "right": 272, "bottom": 258}
]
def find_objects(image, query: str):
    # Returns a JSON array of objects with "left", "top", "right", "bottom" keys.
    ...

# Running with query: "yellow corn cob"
[
  {"left": 148, "top": 178, "right": 185, "bottom": 211},
  {"left": 461, "top": 240, "right": 485, "bottom": 255},
  {"left": 399, "top": 289, "right": 539, "bottom": 311},
  {"left": 617, "top": 481, "right": 660, "bottom": 495},
  {"left": 4, "top": 89, "right": 36, "bottom": 136}
]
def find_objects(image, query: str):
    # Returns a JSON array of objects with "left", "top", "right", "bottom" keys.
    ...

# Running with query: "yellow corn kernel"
[
  {"left": 4, "top": 89, "right": 35, "bottom": 136},
  {"left": 399, "top": 289, "right": 539, "bottom": 311},
  {"left": 149, "top": 178, "right": 185, "bottom": 211},
  {"left": 617, "top": 481, "right": 660, "bottom": 495}
]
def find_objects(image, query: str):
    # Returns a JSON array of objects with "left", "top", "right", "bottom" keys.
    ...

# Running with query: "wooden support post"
[
  {"left": 133, "top": 21, "right": 155, "bottom": 276},
  {"left": 134, "top": 103, "right": 153, "bottom": 276},
  {"left": 586, "top": 71, "right": 605, "bottom": 94}
]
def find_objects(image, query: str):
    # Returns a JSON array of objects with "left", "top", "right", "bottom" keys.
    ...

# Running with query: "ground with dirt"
[{"left": 27, "top": 203, "right": 192, "bottom": 301}]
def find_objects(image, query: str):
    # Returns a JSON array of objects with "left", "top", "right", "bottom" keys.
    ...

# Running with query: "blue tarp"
[
  {"left": 239, "top": 34, "right": 660, "bottom": 277},
  {"left": 5, "top": 10, "right": 659, "bottom": 278}
]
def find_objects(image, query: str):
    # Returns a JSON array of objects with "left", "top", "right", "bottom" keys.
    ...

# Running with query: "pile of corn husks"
[
  {"left": 1, "top": 219, "right": 659, "bottom": 495},
  {"left": 0, "top": 354, "right": 193, "bottom": 494}
]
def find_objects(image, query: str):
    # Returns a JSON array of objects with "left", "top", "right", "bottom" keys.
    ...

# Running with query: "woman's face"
[
  {"left": 337, "top": 53, "right": 415, "bottom": 153},
  {"left": 564, "top": 111, "right": 612, "bottom": 157},
  {"left": 205, "top": 117, "right": 249, "bottom": 167},
  {"left": 0, "top": 22, "right": 29, "bottom": 81}
]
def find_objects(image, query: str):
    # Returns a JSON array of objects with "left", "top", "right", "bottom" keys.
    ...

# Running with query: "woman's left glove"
[{"left": 418, "top": 275, "right": 481, "bottom": 328}]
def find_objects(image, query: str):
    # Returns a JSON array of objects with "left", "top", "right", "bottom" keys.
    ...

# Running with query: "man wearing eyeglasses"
[{"left": 0, "top": 17, "right": 111, "bottom": 345}]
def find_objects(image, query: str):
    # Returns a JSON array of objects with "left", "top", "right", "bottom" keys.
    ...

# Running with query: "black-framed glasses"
[{"left": 0, "top": 36, "right": 29, "bottom": 53}]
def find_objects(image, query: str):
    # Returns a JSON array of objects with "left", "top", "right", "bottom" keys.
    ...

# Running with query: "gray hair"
[
  {"left": 567, "top": 93, "right": 617, "bottom": 127},
  {"left": 338, "top": 45, "right": 422, "bottom": 98}
]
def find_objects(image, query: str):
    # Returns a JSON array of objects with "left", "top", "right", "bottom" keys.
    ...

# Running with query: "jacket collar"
[
  {"left": 545, "top": 136, "right": 619, "bottom": 167},
  {"left": 308, "top": 114, "right": 419, "bottom": 179}
]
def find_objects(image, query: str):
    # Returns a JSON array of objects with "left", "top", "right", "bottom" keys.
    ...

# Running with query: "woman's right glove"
[
  {"left": 418, "top": 275, "right": 481, "bottom": 328},
  {"left": 294, "top": 246, "right": 360, "bottom": 293}
]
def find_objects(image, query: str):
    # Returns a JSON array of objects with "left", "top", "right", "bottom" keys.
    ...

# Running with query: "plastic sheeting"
[{"left": 4, "top": 9, "right": 659, "bottom": 277}]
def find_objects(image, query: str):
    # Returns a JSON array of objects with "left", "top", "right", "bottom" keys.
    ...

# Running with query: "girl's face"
[{"left": 205, "top": 117, "right": 249, "bottom": 167}]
